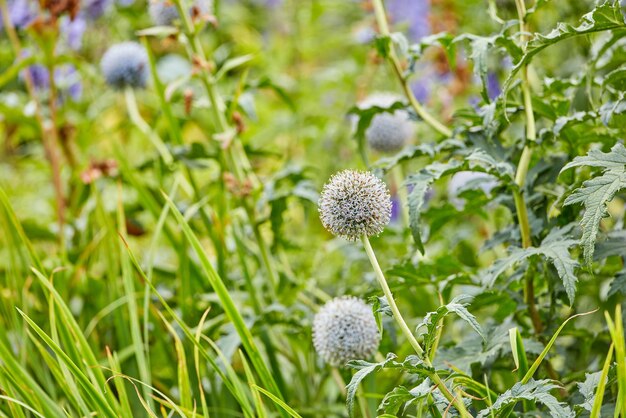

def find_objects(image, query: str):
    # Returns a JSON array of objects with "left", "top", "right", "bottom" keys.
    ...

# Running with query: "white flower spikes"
[{"left": 318, "top": 170, "right": 392, "bottom": 241}]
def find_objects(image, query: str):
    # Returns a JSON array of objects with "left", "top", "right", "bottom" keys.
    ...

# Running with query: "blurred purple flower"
[
  {"left": 411, "top": 78, "right": 431, "bottom": 103},
  {"left": 22, "top": 64, "right": 50, "bottom": 90},
  {"left": 0, "top": 0, "right": 38, "bottom": 29},
  {"left": 390, "top": 195, "right": 401, "bottom": 223},
  {"left": 19, "top": 52, "right": 82, "bottom": 101},
  {"left": 83, "top": 0, "right": 112, "bottom": 19},
  {"left": 386, "top": 0, "right": 431, "bottom": 41},
  {"left": 60, "top": 15, "right": 87, "bottom": 50},
  {"left": 486, "top": 72, "right": 501, "bottom": 100}
]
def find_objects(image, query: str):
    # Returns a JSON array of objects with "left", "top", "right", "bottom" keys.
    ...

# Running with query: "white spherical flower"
[
  {"left": 357, "top": 92, "right": 415, "bottom": 153},
  {"left": 319, "top": 170, "right": 392, "bottom": 241},
  {"left": 100, "top": 42, "right": 148, "bottom": 90},
  {"left": 448, "top": 171, "right": 498, "bottom": 210},
  {"left": 313, "top": 297, "right": 381, "bottom": 367}
]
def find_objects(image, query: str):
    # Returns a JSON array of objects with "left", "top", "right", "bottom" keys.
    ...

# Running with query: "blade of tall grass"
[
  {"left": 105, "top": 348, "right": 134, "bottom": 418},
  {"left": 0, "top": 338, "right": 66, "bottom": 418},
  {"left": 239, "top": 351, "right": 268, "bottom": 418},
  {"left": 251, "top": 385, "right": 303, "bottom": 418},
  {"left": 161, "top": 192, "right": 286, "bottom": 405},
  {"left": 29, "top": 268, "right": 122, "bottom": 410},
  {"left": 116, "top": 184, "right": 154, "bottom": 411},
  {"left": 522, "top": 309, "right": 597, "bottom": 384},
  {"left": 605, "top": 305, "right": 626, "bottom": 418},
  {"left": 16, "top": 309, "right": 118, "bottom": 418},
  {"left": 194, "top": 309, "right": 213, "bottom": 418},
  {"left": 590, "top": 343, "right": 614, "bottom": 418},
  {"left": 122, "top": 241, "right": 256, "bottom": 416}
]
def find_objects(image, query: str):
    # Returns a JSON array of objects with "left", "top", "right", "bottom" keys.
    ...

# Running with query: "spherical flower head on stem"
[
  {"left": 357, "top": 92, "right": 415, "bottom": 153},
  {"left": 313, "top": 296, "right": 380, "bottom": 367},
  {"left": 148, "top": 0, "right": 213, "bottom": 26},
  {"left": 100, "top": 42, "right": 148, "bottom": 90},
  {"left": 319, "top": 170, "right": 392, "bottom": 241}
]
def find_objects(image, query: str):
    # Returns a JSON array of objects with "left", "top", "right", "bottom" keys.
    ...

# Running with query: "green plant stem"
[
  {"left": 361, "top": 236, "right": 472, "bottom": 417},
  {"left": 370, "top": 0, "right": 452, "bottom": 138},
  {"left": 513, "top": 0, "right": 542, "bottom": 335},
  {"left": 124, "top": 88, "right": 174, "bottom": 166}
]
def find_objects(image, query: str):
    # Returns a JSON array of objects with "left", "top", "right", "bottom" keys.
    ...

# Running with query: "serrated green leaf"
[
  {"left": 417, "top": 295, "right": 483, "bottom": 357},
  {"left": 406, "top": 160, "right": 463, "bottom": 252},
  {"left": 483, "top": 227, "right": 579, "bottom": 304},
  {"left": 478, "top": 379, "right": 573, "bottom": 418},
  {"left": 379, "top": 380, "right": 432, "bottom": 415},
  {"left": 561, "top": 143, "right": 626, "bottom": 264},
  {"left": 346, "top": 354, "right": 397, "bottom": 417},
  {"left": 503, "top": 1, "right": 626, "bottom": 95}
]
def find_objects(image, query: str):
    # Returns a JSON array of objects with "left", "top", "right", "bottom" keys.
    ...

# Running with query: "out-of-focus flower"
[
  {"left": 82, "top": 0, "right": 112, "bottom": 19},
  {"left": 386, "top": 0, "right": 431, "bottom": 41},
  {"left": 19, "top": 52, "right": 82, "bottom": 101},
  {"left": 312, "top": 296, "right": 380, "bottom": 367},
  {"left": 357, "top": 92, "right": 415, "bottom": 153},
  {"left": 100, "top": 42, "right": 149, "bottom": 89},
  {"left": 0, "top": 0, "right": 39, "bottom": 29},
  {"left": 60, "top": 14, "right": 87, "bottom": 50},
  {"left": 486, "top": 72, "right": 501, "bottom": 100}
]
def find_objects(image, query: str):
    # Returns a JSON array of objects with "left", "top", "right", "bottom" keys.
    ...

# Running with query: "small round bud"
[
  {"left": 319, "top": 170, "right": 392, "bottom": 241},
  {"left": 313, "top": 297, "right": 380, "bottom": 367},
  {"left": 148, "top": 0, "right": 213, "bottom": 26},
  {"left": 100, "top": 42, "right": 148, "bottom": 89},
  {"left": 357, "top": 92, "right": 415, "bottom": 153}
]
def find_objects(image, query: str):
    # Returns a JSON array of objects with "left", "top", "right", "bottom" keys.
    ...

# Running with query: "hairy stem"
[
  {"left": 370, "top": 0, "right": 452, "bottom": 138},
  {"left": 361, "top": 236, "right": 472, "bottom": 417}
]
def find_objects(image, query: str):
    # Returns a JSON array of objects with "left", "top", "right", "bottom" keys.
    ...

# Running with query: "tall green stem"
[
  {"left": 361, "top": 236, "right": 472, "bottom": 417},
  {"left": 371, "top": 0, "right": 452, "bottom": 138},
  {"left": 513, "top": 0, "right": 542, "bottom": 334}
]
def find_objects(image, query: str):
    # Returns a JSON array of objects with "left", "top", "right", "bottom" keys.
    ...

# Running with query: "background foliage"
[{"left": 0, "top": 0, "right": 626, "bottom": 416}]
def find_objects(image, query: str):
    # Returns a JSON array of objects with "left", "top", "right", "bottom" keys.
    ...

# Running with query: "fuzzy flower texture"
[
  {"left": 100, "top": 42, "right": 148, "bottom": 89},
  {"left": 319, "top": 170, "right": 392, "bottom": 241},
  {"left": 357, "top": 92, "right": 415, "bottom": 153},
  {"left": 149, "top": 0, "right": 213, "bottom": 26},
  {"left": 313, "top": 297, "right": 380, "bottom": 367}
]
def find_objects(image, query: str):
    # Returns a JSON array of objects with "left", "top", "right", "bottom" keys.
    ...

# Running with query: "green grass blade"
[
  {"left": 522, "top": 309, "right": 597, "bottom": 384},
  {"left": 16, "top": 309, "right": 118, "bottom": 418},
  {"left": 251, "top": 385, "right": 303, "bottom": 418},
  {"left": 161, "top": 192, "right": 285, "bottom": 403},
  {"left": 590, "top": 343, "right": 614, "bottom": 418}
]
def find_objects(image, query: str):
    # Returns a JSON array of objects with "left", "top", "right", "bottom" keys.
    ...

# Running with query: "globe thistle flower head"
[
  {"left": 100, "top": 42, "right": 148, "bottom": 90},
  {"left": 313, "top": 296, "right": 380, "bottom": 367},
  {"left": 357, "top": 92, "right": 415, "bottom": 153},
  {"left": 318, "top": 170, "right": 392, "bottom": 241},
  {"left": 148, "top": 0, "right": 213, "bottom": 26}
]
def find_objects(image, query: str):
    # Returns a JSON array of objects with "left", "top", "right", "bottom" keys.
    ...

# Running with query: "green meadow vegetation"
[{"left": 1, "top": 0, "right": 626, "bottom": 416}]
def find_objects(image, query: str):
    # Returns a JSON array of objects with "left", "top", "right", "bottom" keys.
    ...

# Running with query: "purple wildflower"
[
  {"left": 386, "top": 0, "right": 431, "bottom": 41},
  {"left": 60, "top": 15, "right": 87, "bottom": 50},
  {"left": 486, "top": 72, "right": 501, "bottom": 100},
  {"left": 82, "top": 0, "right": 112, "bottom": 20},
  {"left": 0, "top": 0, "right": 38, "bottom": 29}
]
